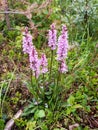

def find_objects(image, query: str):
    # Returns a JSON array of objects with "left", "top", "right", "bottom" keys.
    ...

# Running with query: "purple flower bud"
[
  {"left": 48, "top": 23, "right": 57, "bottom": 50},
  {"left": 40, "top": 54, "right": 48, "bottom": 74}
]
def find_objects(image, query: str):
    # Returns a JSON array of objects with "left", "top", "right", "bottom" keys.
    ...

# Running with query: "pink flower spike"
[
  {"left": 40, "top": 54, "right": 48, "bottom": 74},
  {"left": 29, "top": 47, "right": 40, "bottom": 78},
  {"left": 57, "top": 25, "right": 69, "bottom": 61},
  {"left": 59, "top": 60, "right": 68, "bottom": 73},
  {"left": 48, "top": 23, "right": 57, "bottom": 50},
  {"left": 22, "top": 27, "right": 33, "bottom": 54},
  {"left": 29, "top": 46, "right": 38, "bottom": 63}
]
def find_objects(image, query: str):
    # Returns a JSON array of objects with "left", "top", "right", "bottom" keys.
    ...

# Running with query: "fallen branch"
[
  {"left": 4, "top": 109, "right": 22, "bottom": 130},
  {"left": 0, "top": 11, "right": 25, "bottom": 14}
]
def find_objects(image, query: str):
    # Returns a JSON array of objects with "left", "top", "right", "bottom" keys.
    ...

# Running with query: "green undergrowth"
[
  {"left": 3, "top": 40, "right": 97, "bottom": 130},
  {"left": 0, "top": 31, "right": 98, "bottom": 129},
  {"left": 0, "top": 0, "right": 98, "bottom": 129}
]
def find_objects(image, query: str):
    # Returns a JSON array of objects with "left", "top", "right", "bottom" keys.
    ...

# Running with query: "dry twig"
[{"left": 4, "top": 109, "right": 22, "bottom": 130}]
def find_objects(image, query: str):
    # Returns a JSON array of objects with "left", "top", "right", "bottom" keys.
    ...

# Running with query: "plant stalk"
[{"left": 50, "top": 50, "right": 53, "bottom": 78}]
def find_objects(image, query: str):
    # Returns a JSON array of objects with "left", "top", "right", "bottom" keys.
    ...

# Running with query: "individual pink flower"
[
  {"left": 40, "top": 54, "right": 48, "bottom": 74},
  {"left": 29, "top": 46, "right": 40, "bottom": 78},
  {"left": 48, "top": 23, "right": 57, "bottom": 50},
  {"left": 59, "top": 60, "right": 68, "bottom": 73},
  {"left": 22, "top": 27, "right": 33, "bottom": 54},
  {"left": 57, "top": 25, "right": 69, "bottom": 61}
]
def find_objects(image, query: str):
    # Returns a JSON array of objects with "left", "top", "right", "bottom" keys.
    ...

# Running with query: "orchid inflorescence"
[
  {"left": 22, "top": 27, "right": 48, "bottom": 78},
  {"left": 48, "top": 24, "right": 68, "bottom": 73},
  {"left": 22, "top": 23, "right": 68, "bottom": 79},
  {"left": 48, "top": 23, "right": 57, "bottom": 50},
  {"left": 57, "top": 25, "right": 68, "bottom": 73}
]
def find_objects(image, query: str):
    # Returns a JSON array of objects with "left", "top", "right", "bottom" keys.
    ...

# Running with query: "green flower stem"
[
  {"left": 42, "top": 73, "right": 45, "bottom": 99},
  {"left": 30, "top": 70, "right": 33, "bottom": 85},
  {"left": 49, "top": 50, "right": 53, "bottom": 79},
  {"left": 57, "top": 62, "right": 61, "bottom": 87}
]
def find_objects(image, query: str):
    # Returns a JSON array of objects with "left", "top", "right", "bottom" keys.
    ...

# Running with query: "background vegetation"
[{"left": 0, "top": 0, "right": 98, "bottom": 130}]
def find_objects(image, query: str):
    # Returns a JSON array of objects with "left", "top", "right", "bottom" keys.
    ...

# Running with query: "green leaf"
[
  {"left": 41, "top": 124, "right": 48, "bottom": 130},
  {"left": 22, "top": 105, "right": 37, "bottom": 116},
  {"left": 66, "top": 107, "right": 72, "bottom": 115},
  {"left": 72, "top": 104, "right": 83, "bottom": 109},
  {"left": 34, "top": 109, "right": 45, "bottom": 119},
  {"left": 26, "top": 121, "right": 36, "bottom": 130},
  {"left": 67, "top": 95, "right": 75, "bottom": 105},
  {"left": 0, "top": 119, "right": 5, "bottom": 130},
  {"left": 53, "top": 128, "right": 60, "bottom": 130},
  {"left": 46, "top": 109, "right": 53, "bottom": 118}
]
